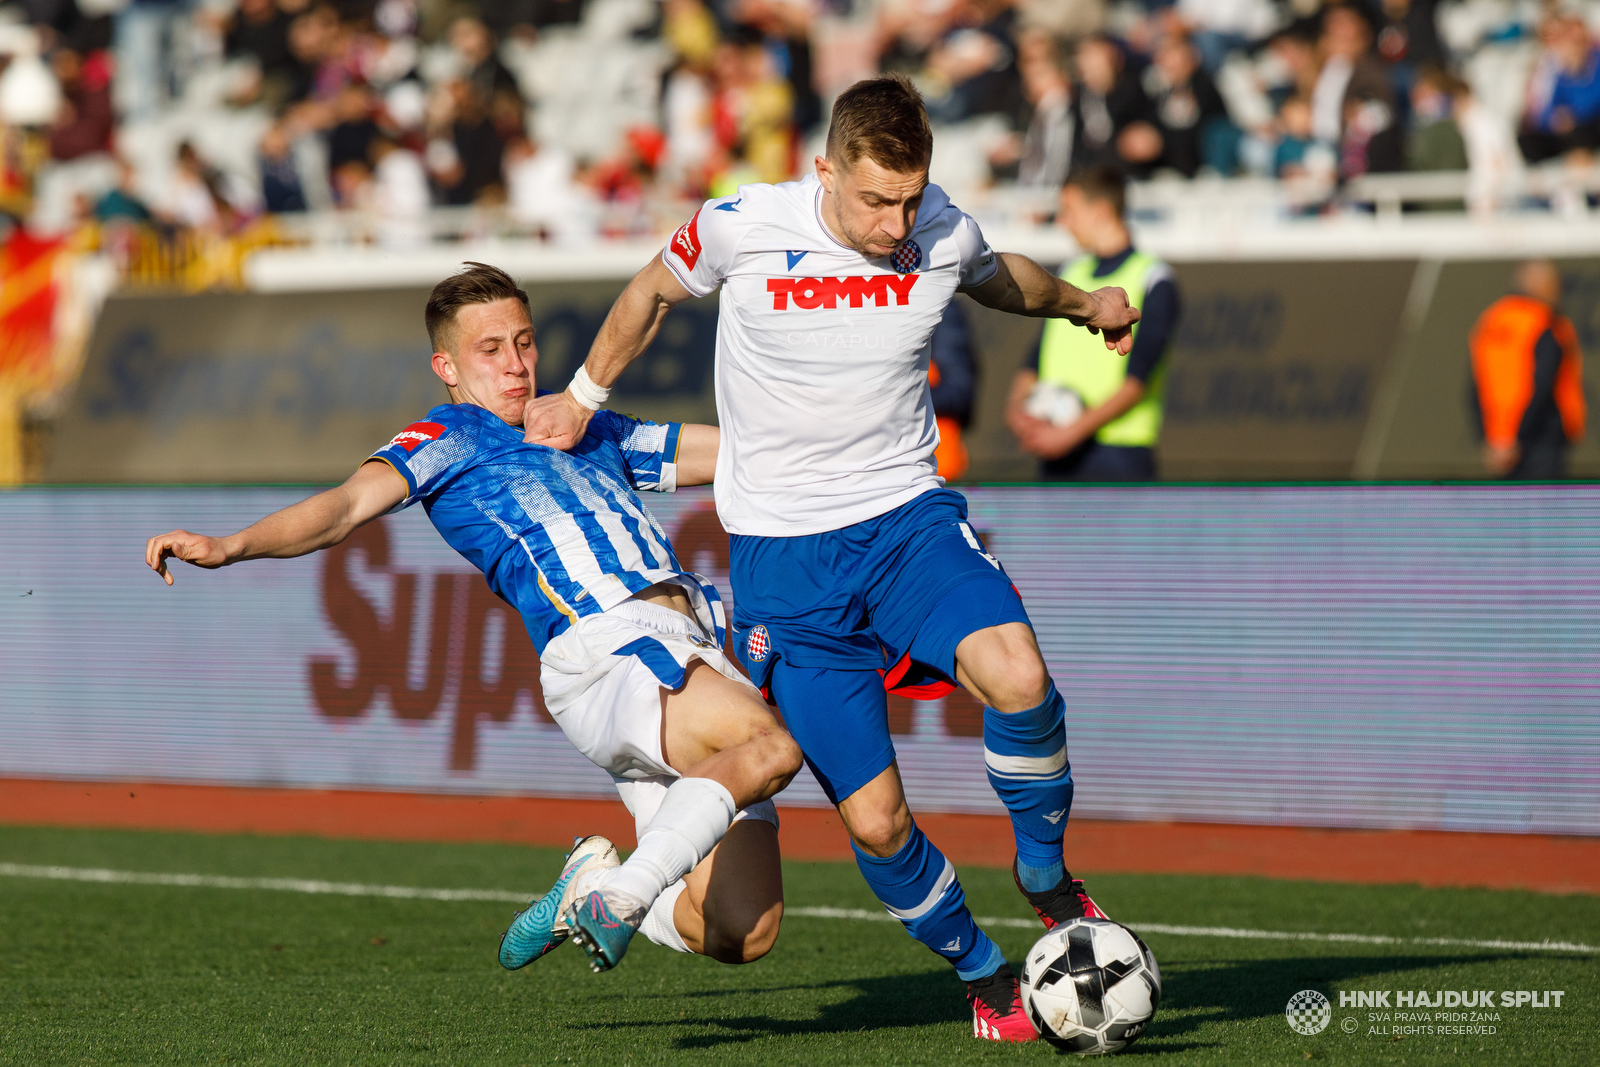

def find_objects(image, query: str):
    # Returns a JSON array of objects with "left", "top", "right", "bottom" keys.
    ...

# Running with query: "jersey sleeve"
[
  {"left": 661, "top": 196, "right": 743, "bottom": 296},
  {"left": 953, "top": 212, "right": 999, "bottom": 288},
  {"left": 367, "top": 416, "right": 467, "bottom": 508},
  {"left": 1125, "top": 269, "right": 1180, "bottom": 384},
  {"left": 591, "top": 409, "right": 684, "bottom": 492}
]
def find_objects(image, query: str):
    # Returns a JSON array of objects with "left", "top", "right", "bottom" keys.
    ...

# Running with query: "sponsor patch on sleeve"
[
  {"left": 669, "top": 211, "right": 703, "bottom": 271},
  {"left": 387, "top": 421, "right": 445, "bottom": 452}
]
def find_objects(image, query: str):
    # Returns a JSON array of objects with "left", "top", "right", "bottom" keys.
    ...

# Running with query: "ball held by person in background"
[{"left": 1024, "top": 380, "right": 1087, "bottom": 426}]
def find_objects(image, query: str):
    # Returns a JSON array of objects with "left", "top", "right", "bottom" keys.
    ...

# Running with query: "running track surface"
[{"left": 1, "top": 778, "right": 1595, "bottom": 895}]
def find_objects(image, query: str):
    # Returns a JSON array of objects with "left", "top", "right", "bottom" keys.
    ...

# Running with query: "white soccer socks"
[
  {"left": 639, "top": 879, "right": 692, "bottom": 953},
  {"left": 594, "top": 776, "right": 738, "bottom": 924}
]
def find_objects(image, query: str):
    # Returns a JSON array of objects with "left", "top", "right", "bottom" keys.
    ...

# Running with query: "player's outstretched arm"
[
  {"left": 963, "top": 252, "right": 1141, "bottom": 355},
  {"left": 675, "top": 424, "right": 720, "bottom": 487},
  {"left": 145, "top": 461, "right": 408, "bottom": 585},
  {"left": 523, "top": 257, "right": 696, "bottom": 451}
]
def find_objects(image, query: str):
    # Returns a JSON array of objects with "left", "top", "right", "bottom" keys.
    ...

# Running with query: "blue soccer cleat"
[
  {"left": 565, "top": 889, "right": 646, "bottom": 973},
  {"left": 498, "top": 835, "right": 619, "bottom": 970}
]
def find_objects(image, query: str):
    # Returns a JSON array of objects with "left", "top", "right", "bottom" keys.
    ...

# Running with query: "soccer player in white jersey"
[
  {"left": 145, "top": 264, "right": 803, "bottom": 976},
  {"left": 524, "top": 78, "right": 1141, "bottom": 1041}
]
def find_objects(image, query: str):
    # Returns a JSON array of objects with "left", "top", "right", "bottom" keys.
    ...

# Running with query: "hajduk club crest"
[
  {"left": 746, "top": 625, "right": 771, "bottom": 662},
  {"left": 891, "top": 239, "right": 921, "bottom": 274}
]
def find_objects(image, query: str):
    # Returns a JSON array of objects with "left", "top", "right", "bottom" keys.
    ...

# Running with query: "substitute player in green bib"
[{"left": 1006, "top": 165, "right": 1180, "bottom": 480}]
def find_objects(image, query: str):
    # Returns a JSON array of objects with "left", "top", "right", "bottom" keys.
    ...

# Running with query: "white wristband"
[{"left": 567, "top": 364, "right": 610, "bottom": 411}]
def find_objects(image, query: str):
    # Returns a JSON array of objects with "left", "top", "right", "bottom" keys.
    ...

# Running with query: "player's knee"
[
  {"left": 985, "top": 647, "right": 1050, "bottom": 713},
  {"left": 959, "top": 624, "right": 1050, "bottom": 711},
  {"left": 703, "top": 903, "right": 782, "bottom": 964},
  {"left": 738, "top": 724, "right": 802, "bottom": 793},
  {"left": 738, "top": 904, "right": 782, "bottom": 961},
  {"left": 846, "top": 805, "right": 913, "bottom": 857},
  {"left": 765, "top": 730, "right": 803, "bottom": 783}
]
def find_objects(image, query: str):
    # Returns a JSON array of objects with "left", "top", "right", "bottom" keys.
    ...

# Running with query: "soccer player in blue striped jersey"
[{"left": 145, "top": 263, "right": 803, "bottom": 975}]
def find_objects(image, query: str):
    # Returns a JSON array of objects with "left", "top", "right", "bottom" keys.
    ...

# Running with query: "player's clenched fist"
[
  {"left": 1069, "top": 286, "right": 1140, "bottom": 355},
  {"left": 522, "top": 389, "right": 593, "bottom": 450},
  {"left": 146, "top": 530, "right": 229, "bottom": 585}
]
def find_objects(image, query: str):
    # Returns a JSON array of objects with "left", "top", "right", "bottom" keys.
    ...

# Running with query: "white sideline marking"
[
  {"left": 783, "top": 907, "right": 1600, "bottom": 954},
  {"left": 1, "top": 862, "right": 1594, "bottom": 955},
  {"left": 1109, "top": 922, "right": 1600, "bottom": 955},
  {"left": 0, "top": 862, "right": 528, "bottom": 903}
]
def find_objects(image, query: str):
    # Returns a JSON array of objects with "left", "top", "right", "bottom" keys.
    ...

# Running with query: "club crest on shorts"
[
  {"left": 891, "top": 239, "right": 921, "bottom": 274},
  {"left": 745, "top": 625, "right": 770, "bottom": 662}
]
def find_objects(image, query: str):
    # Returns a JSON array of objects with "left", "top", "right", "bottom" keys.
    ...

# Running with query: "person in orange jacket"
[{"left": 1470, "top": 259, "right": 1587, "bottom": 479}]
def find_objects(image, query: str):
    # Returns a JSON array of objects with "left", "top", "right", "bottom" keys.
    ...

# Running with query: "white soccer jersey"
[{"left": 662, "top": 173, "right": 998, "bottom": 537}]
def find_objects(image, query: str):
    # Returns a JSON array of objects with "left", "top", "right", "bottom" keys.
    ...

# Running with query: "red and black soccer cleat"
[
  {"left": 966, "top": 964, "right": 1037, "bottom": 1042},
  {"left": 1013, "top": 857, "right": 1110, "bottom": 929}
]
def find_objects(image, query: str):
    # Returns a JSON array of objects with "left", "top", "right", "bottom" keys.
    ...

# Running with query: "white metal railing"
[
  {"left": 1131, "top": 163, "right": 1600, "bottom": 223},
  {"left": 259, "top": 165, "right": 1600, "bottom": 253},
  {"left": 1343, "top": 165, "right": 1600, "bottom": 218},
  {"left": 264, "top": 194, "right": 699, "bottom": 248}
]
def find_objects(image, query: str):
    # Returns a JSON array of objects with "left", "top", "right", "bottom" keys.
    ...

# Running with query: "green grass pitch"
[{"left": 1, "top": 825, "right": 1595, "bottom": 1065}]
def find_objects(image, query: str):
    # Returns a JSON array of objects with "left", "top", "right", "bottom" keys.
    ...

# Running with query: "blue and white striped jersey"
[{"left": 369, "top": 401, "right": 721, "bottom": 653}]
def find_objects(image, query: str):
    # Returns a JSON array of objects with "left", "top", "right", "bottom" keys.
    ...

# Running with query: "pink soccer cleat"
[
  {"left": 966, "top": 964, "right": 1038, "bottom": 1042},
  {"left": 1013, "top": 857, "right": 1109, "bottom": 930}
]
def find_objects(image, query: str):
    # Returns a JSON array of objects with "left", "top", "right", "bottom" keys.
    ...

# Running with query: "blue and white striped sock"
[
  {"left": 852, "top": 826, "right": 1004, "bottom": 980},
  {"left": 983, "top": 683, "right": 1072, "bottom": 891}
]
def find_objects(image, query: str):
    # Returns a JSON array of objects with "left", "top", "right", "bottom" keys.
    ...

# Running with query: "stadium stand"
[
  {"left": 3, "top": 0, "right": 1600, "bottom": 265},
  {"left": 2, "top": 0, "right": 1599, "bottom": 484}
]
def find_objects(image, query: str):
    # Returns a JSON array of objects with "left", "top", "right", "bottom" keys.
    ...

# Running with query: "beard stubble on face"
[{"left": 831, "top": 186, "right": 899, "bottom": 259}]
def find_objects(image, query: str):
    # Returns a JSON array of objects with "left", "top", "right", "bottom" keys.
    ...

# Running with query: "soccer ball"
[
  {"left": 1023, "top": 380, "right": 1086, "bottom": 425},
  {"left": 1019, "top": 918, "right": 1161, "bottom": 1054}
]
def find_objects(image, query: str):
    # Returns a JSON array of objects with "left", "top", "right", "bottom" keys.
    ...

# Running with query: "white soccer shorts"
[{"left": 538, "top": 594, "right": 779, "bottom": 839}]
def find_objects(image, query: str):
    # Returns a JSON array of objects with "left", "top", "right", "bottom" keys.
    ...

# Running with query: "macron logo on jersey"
[
  {"left": 670, "top": 212, "right": 703, "bottom": 271},
  {"left": 766, "top": 274, "right": 919, "bottom": 311},
  {"left": 388, "top": 422, "right": 445, "bottom": 452}
]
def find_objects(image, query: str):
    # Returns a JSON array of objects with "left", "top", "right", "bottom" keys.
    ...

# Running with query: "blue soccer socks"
[
  {"left": 852, "top": 825, "right": 1001, "bottom": 980},
  {"left": 983, "top": 683, "right": 1073, "bottom": 880},
  {"left": 1015, "top": 856, "right": 1065, "bottom": 894}
]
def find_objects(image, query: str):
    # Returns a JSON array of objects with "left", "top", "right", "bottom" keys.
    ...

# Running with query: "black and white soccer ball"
[{"left": 1019, "top": 918, "right": 1161, "bottom": 1054}]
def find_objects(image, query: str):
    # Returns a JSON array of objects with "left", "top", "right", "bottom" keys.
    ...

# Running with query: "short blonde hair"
[{"left": 825, "top": 75, "right": 934, "bottom": 174}]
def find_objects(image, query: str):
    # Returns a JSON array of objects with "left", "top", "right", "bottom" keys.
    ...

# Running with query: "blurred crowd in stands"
[{"left": 0, "top": 0, "right": 1598, "bottom": 270}]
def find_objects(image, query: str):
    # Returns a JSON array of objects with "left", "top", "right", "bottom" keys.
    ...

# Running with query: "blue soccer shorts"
[{"left": 729, "top": 488, "right": 1031, "bottom": 803}]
